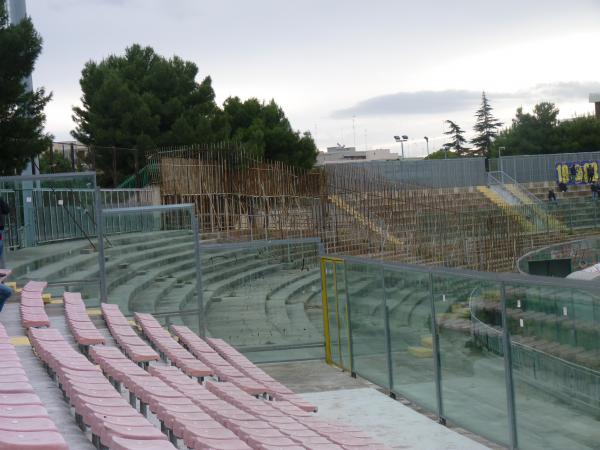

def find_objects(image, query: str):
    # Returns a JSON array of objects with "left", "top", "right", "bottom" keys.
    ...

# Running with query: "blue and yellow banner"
[{"left": 556, "top": 161, "right": 599, "bottom": 184}]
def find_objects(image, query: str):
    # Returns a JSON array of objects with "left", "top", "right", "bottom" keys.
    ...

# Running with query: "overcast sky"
[{"left": 25, "top": 0, "right": 600, "bottom": 157}]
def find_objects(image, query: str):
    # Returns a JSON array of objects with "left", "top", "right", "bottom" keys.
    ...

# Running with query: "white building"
[{"left": 317, "top": 145, "right": 397, "bottom": 165}]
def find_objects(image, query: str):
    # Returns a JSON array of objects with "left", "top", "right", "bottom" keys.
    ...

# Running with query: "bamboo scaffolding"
[{"left": 148, "top": 143, "right": 569, "bottom": 272}]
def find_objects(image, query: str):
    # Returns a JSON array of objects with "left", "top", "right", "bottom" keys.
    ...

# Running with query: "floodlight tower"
[
  {"left": 591, "top": 93, "right": 600, "bottom": 119},
  {"left": 8, "top": 0, "right": 36, "bottom": 177},
  {"left": 8, "top": 0, "right": 32, "bottom": 93},
  {"left": 393, "top": 135, "right": 409, "bottom": 159}
]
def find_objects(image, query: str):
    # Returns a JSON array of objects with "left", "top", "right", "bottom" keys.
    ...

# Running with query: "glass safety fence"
[{"left": 321, "top": 255, "right": 600, "bottom": 450}]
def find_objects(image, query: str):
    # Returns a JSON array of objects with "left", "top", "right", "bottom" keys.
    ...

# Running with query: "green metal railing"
[{"left": 117, "top": 163, "right": 158, "bottom": 189}]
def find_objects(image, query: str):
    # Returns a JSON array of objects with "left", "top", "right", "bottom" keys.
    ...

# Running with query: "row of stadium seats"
[
  {"left": 0, "top": 322, "right": 68, "bottom": 450},
  {"left": 133, "top": 313, "right": 212, "bottom": 381},
  {"left": 29, "top": 326, "right": 172, "bottom": 450},
  {"left": 101, "top": 303, "right": 159, "bottom": 366},
  {"left": 20, "top": 281, "right": 50, "bottom": 329},
  {"left": 64, "top": 292, "right": 105, "bottom": 348}
]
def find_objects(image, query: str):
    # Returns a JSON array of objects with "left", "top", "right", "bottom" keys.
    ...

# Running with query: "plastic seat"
[
  {"left": 0, "top": 417, "right": 58, "bottom": 432},
  {"left": 190, "top": 436, "right": 252, "bottom": 450},
  {"left": 110, "top": 436, "right": 178, "bottom": 450},
  {"left": 0, "top": 383, "right": 34, "bottom": 394},
  {"left": 0, "top": 394, "right": 43, "bottom": 406},
  {"left": 0, "top": 430, "right": 68, "bottom": 449},
  {"left": 0, "top": 405, "right": 49, "bottom": 419},
  {"left": 101, "top": 422, "right": 167, "bottom": 447}
]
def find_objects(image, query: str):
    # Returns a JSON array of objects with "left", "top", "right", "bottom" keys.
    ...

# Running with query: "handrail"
[{"left": 488, "top": 171, "right": 542, "bottom": 205}]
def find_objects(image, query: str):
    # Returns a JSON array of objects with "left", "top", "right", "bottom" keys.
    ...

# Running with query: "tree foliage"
[
  {"left": 424, "top": 148, "right": 461, "bottom": 160},
  {"left": 39, "top": 151, "right": 74, "bottom": 173},
  {"left": 0, "top": 2, "right": 52, "bottom": 175},
  {"left": 471, "top": 92, "right": 502, "bottom": 158},
  {"left": 442, "top": 120, "right": 469, "bottom": 156},
  {"left": 72, "top": 45, "right": 317, "bottom": 185},
  {"left": 72, "top": 44, "right": 226, "bottom": 185},
  {"left": 223, "top": 97, "right": 317, "bottom": 169},
  {"left": 491, "top": 102, "right": 600, "bottom": 157}
]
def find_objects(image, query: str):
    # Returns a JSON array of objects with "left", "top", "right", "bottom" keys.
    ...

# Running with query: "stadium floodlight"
[{"left": 393, "top": 135, "right": 409, "bottom": 159}]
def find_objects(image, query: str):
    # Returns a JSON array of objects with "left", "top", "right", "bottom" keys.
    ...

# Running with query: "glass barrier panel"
[
  {"left": 102, "top": 208, "right": 195, "bottom": 313},
  {"left": 198, "top": 241, "right": 322, "bottom": 363},
  {"left": 385, "top": 268, "right": 436, "bottom": 411},
  {"left": 346, "top": 261, "right": 388, "bottom": 388},
  {"left": 433, "top": 274, "right": 510, "bottom": 447},
  {"left": 507, "top": 281, "right": 600, "bottom": 450},
  {"left": 0, "top": 173, "right": 100, "bottom": 302}
]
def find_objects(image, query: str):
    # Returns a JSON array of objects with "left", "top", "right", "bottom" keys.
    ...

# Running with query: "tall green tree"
[
  {"left": 223, "top": 97, "right": 317, "bottom": 169},
  {"left": 442, "top": 120, "right": 469, "bottom": 156},
  {"left": 0, "top": 1, "right": 52, "bottom": 175},
  {"left": 471, "top": 92, "right": 503, "bottom": 158},
  {"left": 492, "top": 102, "right": 600, "bottom": 156},
  {"left": 72, "top": 44, "right": 227, "bottom": 185}
]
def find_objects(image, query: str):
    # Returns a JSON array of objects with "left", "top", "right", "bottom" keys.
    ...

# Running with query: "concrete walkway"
[
  {"left": 261, "top": 361, "right": 493, "bottom": 450},
  {"left": 302, "top": 388, "right": 490, "bottom": 450}
]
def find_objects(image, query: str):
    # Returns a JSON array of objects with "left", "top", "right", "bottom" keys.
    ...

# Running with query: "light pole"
[
  {"left": 393, "top": 135, "right": 409, "bottom": 159},
  {"left": 424, "top": 136, "right": 429, "bottom": 156},
  {"left": 499, "top": 146, "right": 505, "bottom": 173}
]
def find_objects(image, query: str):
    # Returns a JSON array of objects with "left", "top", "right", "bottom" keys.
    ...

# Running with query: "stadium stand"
[
  {"left": 2, "top": 276, "right": 388, "bottom": 449},
  {"left": 28, "top": 327, "right": 174, "bottom": 449}
]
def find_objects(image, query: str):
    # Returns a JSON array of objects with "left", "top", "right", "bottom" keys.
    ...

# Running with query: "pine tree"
[
  {"left": 471, "top": 92, "right": 502, "bottom": 158},
  {"left": 443, "top": 120, "right": 469, "bottom": 156},
  {"left": 0, "top": 1, "right": 52, "bottom": 175}
]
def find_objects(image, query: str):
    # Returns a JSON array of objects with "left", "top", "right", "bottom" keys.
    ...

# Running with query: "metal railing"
[
  {"left": 487, "top": 171, "right": 542, "bottom": 205},
  {"left": 321, "top": 254, "right": 600, "bottom": 450},
  {"left": 0, "top": 185, "right": 154, "bottom": 248}
]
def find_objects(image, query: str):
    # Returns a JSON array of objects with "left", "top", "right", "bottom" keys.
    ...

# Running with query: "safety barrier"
[{"left": 321, "top": 255, "right": 600, "bottom": 450}]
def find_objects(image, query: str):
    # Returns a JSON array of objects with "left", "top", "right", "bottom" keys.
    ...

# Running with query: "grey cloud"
[
  {"left": 332, "top": 82, "right": 600, "bottom": 118},
  {"left": 524, "top": 81, "right": 600, "bottom": 101}
]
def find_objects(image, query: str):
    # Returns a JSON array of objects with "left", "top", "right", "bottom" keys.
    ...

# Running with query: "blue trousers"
[{"left": 0, "top": 283, "right": 11, "bottom": 312}]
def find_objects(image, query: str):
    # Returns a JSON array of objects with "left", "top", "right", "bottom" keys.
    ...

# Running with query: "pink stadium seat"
[
  {"left": 0, "top": 323, "right": 67, "bottom": 449},
  {"left": 0, "top": 430, "right": 68, "bottom": 450},
  {"left": 19, "top": 284, "right": 50, "bottom": 329},
  {"left": 28, "top": 326, "right": 171, "bottom": 449},
  {"left": 100, "top": 303, "right": 159, "bottom": 364}
]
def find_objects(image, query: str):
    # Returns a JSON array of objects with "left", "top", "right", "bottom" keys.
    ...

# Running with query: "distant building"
[
  {"left": 316, "top": 145, "right": 397, "bottom": 165},
  {"left": 591, "top": 93, "right": 600, "bottom": 118}
]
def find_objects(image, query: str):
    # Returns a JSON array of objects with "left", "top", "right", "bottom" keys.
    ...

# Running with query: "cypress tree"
[
  {"left": 471, "top": 92, "right": 502, "bottom": 158},
  {"left": 443, "top": 120, "right": 469, "bottom": 156}
]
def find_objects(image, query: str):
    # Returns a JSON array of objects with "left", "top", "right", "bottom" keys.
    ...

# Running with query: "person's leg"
[{"left": 0, "top": 283, "right": 12, "bottom": 312}]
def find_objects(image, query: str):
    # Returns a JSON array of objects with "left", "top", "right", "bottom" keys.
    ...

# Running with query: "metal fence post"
[
  {"left": 500, "top": 282, "right": 518, "bottom": 450},
  {"left": 381, "top": 266, "right": 395, "bottom": 395},
  {"left": 191, "top": 212, "right": 206, "bottom": 337},
  {"left": 343, "top": 263, "right": 355, "bottom": 376},
  {"left": 95, "top": 186, "right": 107, "bottom": 303},
  {"left": 429, "top": 272, "right": 445, "bottom": 424}
]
